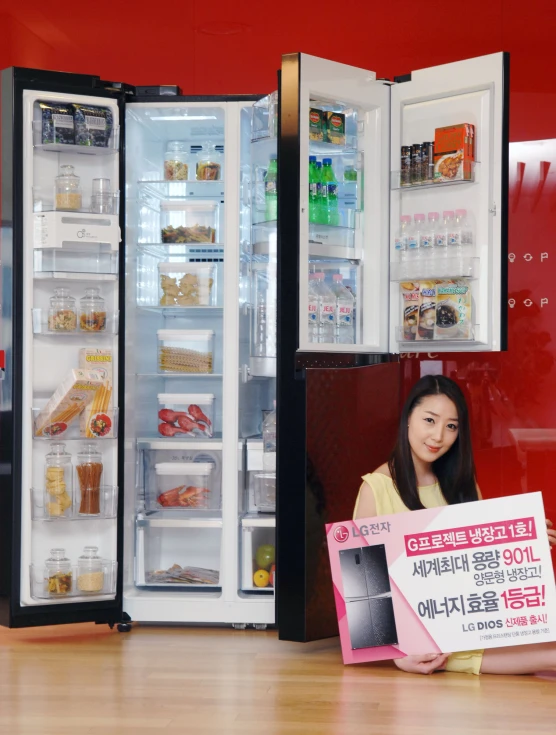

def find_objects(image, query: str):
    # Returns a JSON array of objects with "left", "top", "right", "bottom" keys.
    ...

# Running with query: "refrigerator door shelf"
[
  {"left": 32, "top": 120, "right": 120, "bottom": 155},
  {"left": 137, "top": 306, "right": 223, "bottom": 318},
  {"left": 396, "top": 324, "right": 480, "bottom": 347},
  {"left": 33, "top": 212, "right": 120, "bottom": 250},
  {"left": 33, "top": 192, "right": 120, "bottom": 216},
  {"left": 34, "top": 247, "right": 119, "bottom": 277},
  {"left": 390, "top": 257, "right": 479, "bottom": 282},
  {"left": 138, "top": 180, "right": 224, "bottom": 201},
  {"left": 32, "top": 407, "right": 119, "bottom": 441},
  {"left": 29, "top": 561, "right": 118, "bottom": 601},
  {"left": 390, "top": 161, "right": 478, "bottom": 191},
  {"left": 241, "top": 514, "right": 276, "bottom": 528},
  {"left": 31, "top": 485, "right": 118, "bottom": 521},
  {"left": 32, "top": 308, "right": 119, "bottom": 335}
]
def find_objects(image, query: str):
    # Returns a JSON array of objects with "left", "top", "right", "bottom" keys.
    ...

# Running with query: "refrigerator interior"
[
  {"left": 123, "top": 100, "right": 275, "bottom": 624},
  {"left": 21, "top": 89, "right": 121, "bottom": 606}
]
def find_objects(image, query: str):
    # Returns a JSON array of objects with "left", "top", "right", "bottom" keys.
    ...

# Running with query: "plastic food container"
[
  {"left": 253, "top": 472, "right": 276, "bottom": 512},
  {"left": 157, "top": 329, "right": 214, "bottom": 374},
  {"left": 160, "top": 202, "right": 218, "bottom": 244},
  {"left": 157, "top": 262, "right": 216, "bottom": 307},
  {"left": 154, "top": 462, "right": 214, "bottom": 510},
  {"left": 157, "top": 393, "right": 214, "bottom": 438}
]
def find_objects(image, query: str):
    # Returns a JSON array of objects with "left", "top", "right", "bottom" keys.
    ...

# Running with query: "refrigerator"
[{"left": 0, "top": 50, "right": 508, "bottom": 637}]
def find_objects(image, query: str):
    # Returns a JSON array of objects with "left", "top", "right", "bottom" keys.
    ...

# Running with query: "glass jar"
[
  {"left": 45, "top": 442, "right": 73, "bottom": 518},
  {"left": 55, "top": 164, "right": 82, "bottom": 211},
  {"left": 77, "top": 444, "right": 103, "bottom": 515},
  {"left": 164, "top": 141, "right": 189, "bottom": 181},
  {"left": 90, "top": 178, "right": 113, "bottom": 214},
  {"left": 77, "top": 546, "right": 104, "bottom": 593},
  {"left": 196, "top": 142, "right": 222, "bottom": 181},
  {"left": 48, "top": 287, "right": 77, "bottom": 332},
  {"left": 80, "top": 288, "right": 106, "bottom": 332},
  {"left": 46, "top": 548, "right": 72, "bottom": 596}
]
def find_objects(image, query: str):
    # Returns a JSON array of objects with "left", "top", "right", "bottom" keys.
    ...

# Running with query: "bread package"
[{"left": 35, "top": 369, "right": 105, "bottom": 437}]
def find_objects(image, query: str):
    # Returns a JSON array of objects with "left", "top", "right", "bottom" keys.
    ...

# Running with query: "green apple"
[{"left": 255, "top": 544, "right": 275, "bottom": 570}]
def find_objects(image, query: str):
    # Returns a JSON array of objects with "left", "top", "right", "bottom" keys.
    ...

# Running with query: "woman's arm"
[{"left": 354, "top": 481, "right": 377, "bottom": 520}]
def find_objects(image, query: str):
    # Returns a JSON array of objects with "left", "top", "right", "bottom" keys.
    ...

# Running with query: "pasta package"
[
  {"left": 416, "top": 281, "right": 437, "bottom": 341},
  {"left": 435, "top": 280, "right": 473, "bottom": 340},
  {"left": 79, "top": 349, "right": 113, "bottom": 438},
  {"left": 35, "top": 370, "right": 105, "bottom": 438}
]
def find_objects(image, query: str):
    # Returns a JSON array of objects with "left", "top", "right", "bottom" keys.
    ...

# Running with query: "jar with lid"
[
  {"left": 45, "top": 442, "right": 73, "bottom": 518},
  {"left": 77, "top": 444, "right": 103, "bottom": 515},
  {"left": 77, "top": 546, "right": 105, "bottom": 593},
  {"left": 48, "top": 287, "right": 77, "bottom": 332},
  {"left": 80, "top": 288, "right": 107, "bottom": 332},
  {"left": 46, "top": 548, "right": 73, "bottom": 596},
  {"left": 196, "top": 142, "right": 222, "bottom": 181},
  {"left": 90, "top": 178, "right": 113, "bottom": 214},
  {"left": 164, "top": 141, "right": 189, "bottom": 181},
  {"left": 55, "top": 164, "right": 82, "bottom": 211}
]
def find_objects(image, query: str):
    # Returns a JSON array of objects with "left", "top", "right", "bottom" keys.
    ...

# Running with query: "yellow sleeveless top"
[{"left": 355, "top": 472, "right": 483, "bottom": 676}]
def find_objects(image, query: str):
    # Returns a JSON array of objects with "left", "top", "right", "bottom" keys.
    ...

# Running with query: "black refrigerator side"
[
  {"left": 276, "top": 53, "right": 398, "bottom": 642},
  {"left": 0, "top": 67, "right": 128, "bottom": 628}
]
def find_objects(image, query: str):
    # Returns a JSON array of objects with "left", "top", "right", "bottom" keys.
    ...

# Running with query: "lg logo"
[{"left": 333, "top": 525, "right": 350, "bottom": 543}]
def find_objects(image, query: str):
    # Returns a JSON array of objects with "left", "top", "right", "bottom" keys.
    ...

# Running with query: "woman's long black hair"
[{"left": 388, "top": 375, "right": 478, "bottom": 510}]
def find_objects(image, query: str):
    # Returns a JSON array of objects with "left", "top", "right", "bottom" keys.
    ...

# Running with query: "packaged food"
[
  {"left": 38, "top": 101, "right": 75, "bottom": 145},
  {"left": 81, "top": 382, "right": 113, "bottom": 439},
  {"left": 400, "top": 146, "right": 411, "bottom": 186},
  {"left": 72, "top": 103, "right": 114, "bottom": 148},
  {"left": 45, "top": 443, "right": 73, "bottom": 518},
  {"left": 80, "top": 288, "right": 107, "bottom": 331},
  {"left": 48, "top": 287, "right": 77, "bottom": 331},
  {"left": 157, "top": 262, "right": 215, "bottom": 306},
  {"left": 45, "top": 549, "right": 72, "bottom": 596},
  {"left": 434, "top": 123, "right": 475, "bottom": 182},
  {"left": 309, "top": 108, "right": 324, "bottom": 142},
  {"left": 417, "top": 281, "right": 437, "bottom": 341},
  {"left": 324, "top": 111, "right": 346, "bottom": 146},
  {"left": 400, "top": 282, "right": 420, "bottom": 341},
  {"left": 55, "top": 165, "right": 82, "bottom": 211},
  {"left": 79, "top": 349, "right": 113, "bottom": 438},
  {"left": 157, "top": 329, "right": 214, "bottom": 374},
  {"left": 34, "top": 369, "right": 105, "bottom": 438},
  {"left": 435, "top": 279, "right": 472, "bottom": 340},
  {"left": 77, "top": 445, "right": 103, "bottom": 515},
  {"left": 164, "top": 141, "right": 189, "bottom": 180}
]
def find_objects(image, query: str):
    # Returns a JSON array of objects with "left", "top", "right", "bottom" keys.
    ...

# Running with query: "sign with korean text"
[{"left": 326, "top": 492, "right": 556, "bottom": 665}]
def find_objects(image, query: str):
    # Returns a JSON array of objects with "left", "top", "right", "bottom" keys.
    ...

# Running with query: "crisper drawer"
[
  {"left": 241, "top": 517, "right": 275, "bottom": 593},
  {"left": 135, "top": 521, "right": 221, "bottom": 589}
]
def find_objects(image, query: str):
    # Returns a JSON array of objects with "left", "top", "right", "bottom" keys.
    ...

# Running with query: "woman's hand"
[
  {"left": 393, "top": 653, "right": 450, "bottom": 675},
  {"left": 546, "top": 519, "right": 556, "bottom": 547}
]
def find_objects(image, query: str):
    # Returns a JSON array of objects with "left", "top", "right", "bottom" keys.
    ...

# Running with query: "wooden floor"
[{"left": 0, "top": 624, "right": 555, "bottom": 734}]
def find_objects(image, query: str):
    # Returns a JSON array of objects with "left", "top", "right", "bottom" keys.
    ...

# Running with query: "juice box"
[
  {"left": 325, "top": 111, "right": 346, "bottom": 146},
  {"left": 309, "top": 108, "right": 324, "bottom": 142},
  {"left": 433, "top": 123, "right": 475, "bottom": 182}
]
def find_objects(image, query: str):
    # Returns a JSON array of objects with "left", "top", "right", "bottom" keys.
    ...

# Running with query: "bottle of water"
[
  {"left": 435, "top": 210, "right": 453, "bottom": 270},
  {"left": 456, "top": 208, "right": 474, "bottom": 252},
  {"left": 262, "top": 401, "right": 277, "bottom": 471},
  {"left": 330, "top": 274, "right": 355, "bottom": 344},
  {"left": 416, "top": 213, "right": 432, "bottom": 269},
  {"left": 394, "top": 215, "right": 411, "bottom": 278},
  {"left": 407, "top": 216, "right": 420, "bottom": 270},
  {"left": 312, "top": 272, "right": 336, "bottom": 343},
  {"left": 308, "top": 273, "right": 319, "bottom": 343},
  {"left": 424, "top": 212, "right": 439, "bottom": 269}
]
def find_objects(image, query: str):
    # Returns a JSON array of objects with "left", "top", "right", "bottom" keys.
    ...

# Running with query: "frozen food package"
[
  {"left": 417, "top": 281, "right": 437, "bottom": 340},
  {"left": 38, "top": 101, "right": 75, "bottom": 145},
  {"left": 434, "top": 123, "right": 475, "bottom": 182},
  {"left": 435, "top": 280, "right": 472, "bottom": 340},
  {"left": 309, "top": 108, "right": 324, "bottom": 142},
  {"left": 400, "top": 282, "right": 420, "bottom": 341},
  {"left": 72, "top": 104, "right": 114, "bottom": 148},
  {"left": 34, "top": 369, "right": 105, "bottom": 438},
  {"left": 325, "top": 111, "right": 346, "bottom": 146}
]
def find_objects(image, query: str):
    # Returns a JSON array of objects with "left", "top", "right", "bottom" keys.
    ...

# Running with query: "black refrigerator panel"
[
  {"left": 339, "top": 548, "right": 369, "bottom": 600},
  {"left": 369, "top": 596, "right": 398, "bottom": 647},
  {"left": 362, "top": 544, "right": 391, "bottom": 597},
  {"left": 345, "top": 599, "right": 375, "bottom": 650}
]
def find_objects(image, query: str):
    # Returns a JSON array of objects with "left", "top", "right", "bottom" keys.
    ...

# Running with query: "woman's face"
[{"left": 407, "top": 394, "right": 460, "bottom": 465}]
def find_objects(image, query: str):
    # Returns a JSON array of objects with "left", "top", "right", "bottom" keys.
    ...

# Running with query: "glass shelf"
[
  {"left": 309, "top": 141, "right": 357, "bottom": 156},
  {"left": 136, "top": 373, "right": 223, "bottom": 379},
  {"left": 32, "top": 407, "right": 118, "bottom": 440},
  {"left": 34, "top": 248, "right": 119, "bottom": 277},
  {"left": 390, "top": 256, "right": 478, "bottom": 282},
  {"left": 391, "top": 162, "right": 477, "bottom": 191},
  {"left": 31, "top": 486, "right": 118, "bottom": 521},
  {"left": 137, "top": 512, "right": 222, "bottom": 528},
  {"left": 33, "top": 194, "right": 120, "bottom": 216},
  {"left": 396, "top": 325, "right": 480, "bottom": 346},
  {"left": 30, "top": 561, "right": 117, "bottom": 600},
  {"left": 34, "top": 272, "right": 118, "bottom": 282},
  {"left": 136, "top": 306, "right": 223, "bottom": 318},
  {"left": 138, "top": 180, "right": 224, "bottom": 200},
  {"left": 137, "top": 438, "right": 223, "bottom": 451},
  {"left": 32, "top": 308, "right": 119, "bottom": 335},
  {"left": 32, "top": 121, "right": 119, "bottom": 155},
  {"left": 137, "top": 243, "right": 224, "bottom": 258}
]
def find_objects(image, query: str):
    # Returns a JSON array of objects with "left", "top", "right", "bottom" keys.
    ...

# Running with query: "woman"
[{"left": 354, "top": 374, "right": 556, "bottom": 675}]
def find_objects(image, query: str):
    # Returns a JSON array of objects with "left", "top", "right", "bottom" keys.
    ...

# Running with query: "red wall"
[{"left": 2, "top": 1, "right": 556, "bottom": 523}]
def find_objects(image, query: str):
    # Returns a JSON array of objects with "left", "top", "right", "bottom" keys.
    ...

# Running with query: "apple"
[{"left": 255, "top": 544, "right": 275, "bottom": 570}]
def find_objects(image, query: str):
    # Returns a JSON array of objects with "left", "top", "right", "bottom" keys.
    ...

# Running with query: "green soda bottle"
[
  {"left": 309, "top": 155, "right": 319, "bottom": 224},
  {"left": 264, "top": 154, "right": 278, "bottom": 221},
  {"left": 321, "top": 158, "right": 339, "bottom": 226}
]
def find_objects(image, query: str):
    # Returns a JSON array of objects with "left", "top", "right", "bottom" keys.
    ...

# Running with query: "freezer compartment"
[
  {"left": 34, "top": 246, "right": 119, "bottom": 277},
  {"left": 32, "top": 308, "right": 119, "bottom": 335},
  {"left": 29, "top": 561, "right": 118, "bottom": 600},
  {"left": 31, "top": 485, "right": 118, "bottom": 521},
  {"left": 241, "top": 518, "right": 275, "bottom": 593},
  {"left": 157, "top": 393, "right": 214, "bottom": 439},
  {"left": 32, "top": 406, "right": 119, "bottom": 440},
  {"left": 135, "top": 523, "right": 221, "bottom": 589},
  {"left": 157, "top": 329, "right": 214, "bottom": 374},
  {"left": 153, "top": 462, "right": 215, "bottom": 511},
  {"left": 157, "top": 262, "right": 217, "bottom": 307},
  {"left": 139, "top": 445, "right": 222, "bottom": 515}
]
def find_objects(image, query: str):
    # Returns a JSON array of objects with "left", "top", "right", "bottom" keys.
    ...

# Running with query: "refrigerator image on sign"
[{"left": 339, "top": 545, "right": 398, "bottom": 650}]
